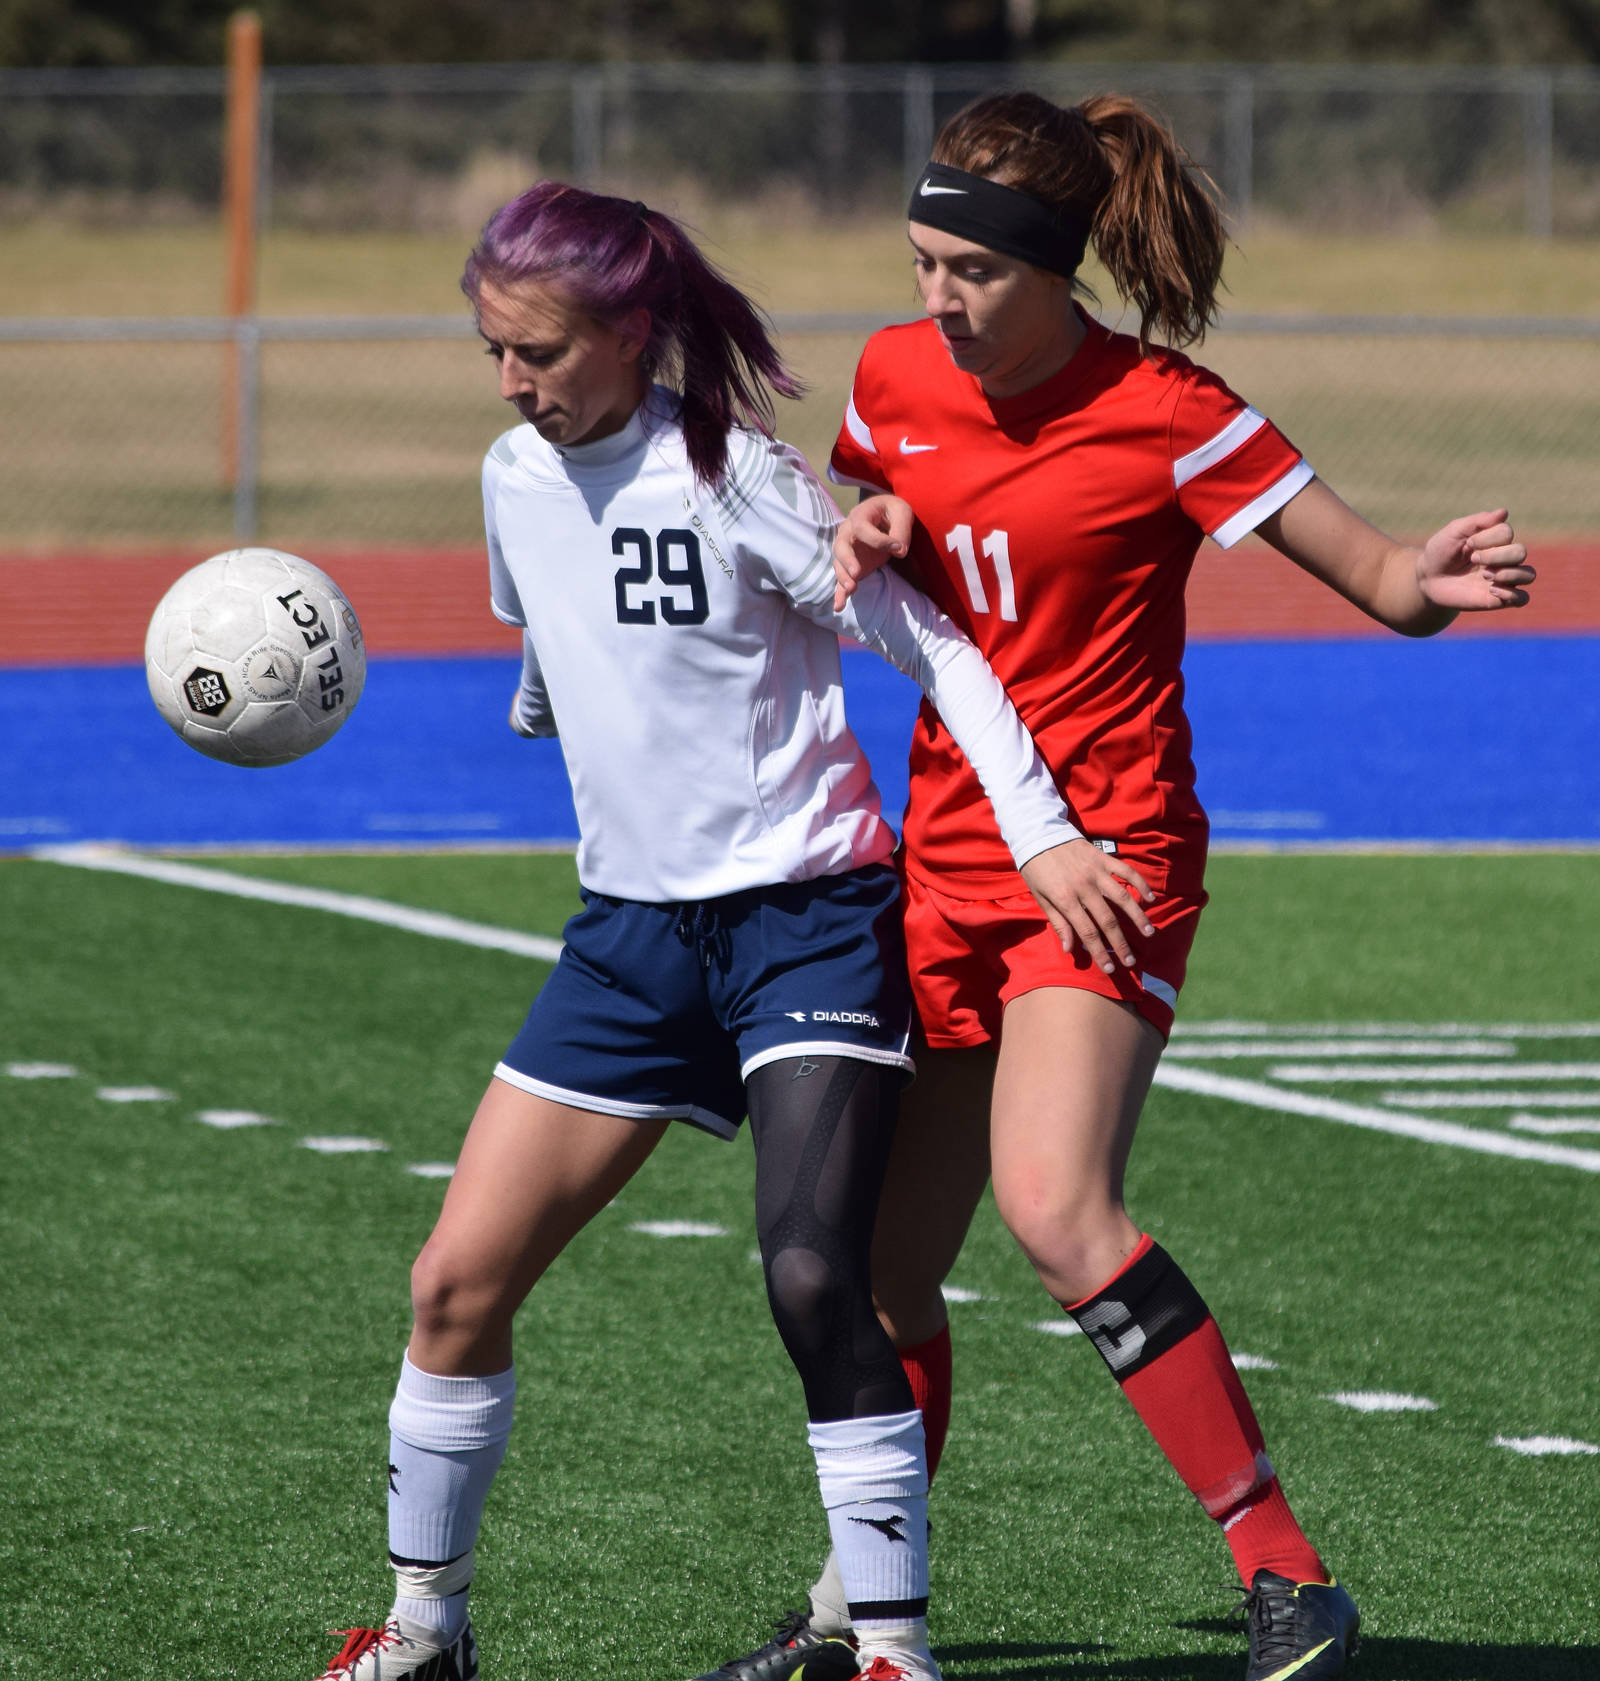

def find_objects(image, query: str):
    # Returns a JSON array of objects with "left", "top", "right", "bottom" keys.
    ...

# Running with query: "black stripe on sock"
[
  {"left": 847, "top": 1597, "right": 929, "bottom": 1620},
  {"left": 388, "top": 1548, "right": 469, "bottom": 1569},
  {"left": 1066, "top": 1241, "right": 1210, "bottom": 1380}
]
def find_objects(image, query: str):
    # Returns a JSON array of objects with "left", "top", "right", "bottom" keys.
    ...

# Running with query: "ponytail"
[
  {"left": 1078, "top": 95, "right": 1224, "bottom": 352},
  {"left": 931, "top": 91, "right": 1225, "bottom": 353},
  {"left": 633, "top": 207, "right": 804, "bottom": 487},
  {"left": 462, "top": 182, "right": 802, "bottom": 486}
]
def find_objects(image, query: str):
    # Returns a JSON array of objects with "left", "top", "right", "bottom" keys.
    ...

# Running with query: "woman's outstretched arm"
[{"left": 1256, "top": 477, "right": 1535, "bottom": 636}]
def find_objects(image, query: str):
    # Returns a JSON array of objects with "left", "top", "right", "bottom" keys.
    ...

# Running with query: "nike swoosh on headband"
[{"left": 908, "top": 161, "right": 1090, "bottom": 278}]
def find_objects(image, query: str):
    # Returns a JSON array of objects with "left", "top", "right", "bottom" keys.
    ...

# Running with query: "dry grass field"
[
  {"left": 6, "top": 216, "right": 1600, "bottom": 317},
  {"left": 1, "top": 216, "right": 1596, "bottom": 550}
]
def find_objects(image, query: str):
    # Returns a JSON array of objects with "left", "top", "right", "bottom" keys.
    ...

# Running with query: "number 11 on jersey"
[{"left": 946, "top": 525, "right": 1017, "bottom": 622}]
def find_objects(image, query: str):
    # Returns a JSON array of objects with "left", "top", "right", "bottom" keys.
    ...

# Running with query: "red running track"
[{"left": 1, "top": 541, "right": 1594, "bottom": 667}]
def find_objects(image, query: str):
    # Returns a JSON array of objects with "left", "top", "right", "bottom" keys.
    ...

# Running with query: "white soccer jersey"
[{"left": 483, "top": 388, "right": 1078, "bottom": 903}]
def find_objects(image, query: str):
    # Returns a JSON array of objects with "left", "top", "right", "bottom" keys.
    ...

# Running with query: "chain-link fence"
[
  {"left": 2, "top": 61, "right": 1599, "bottom": 235},
  {"left": 1, "top": 310, "right": 1596, "bottom": 550},
  {"left": 1, "top": 60, "right": 1595, "bottom": 552}
]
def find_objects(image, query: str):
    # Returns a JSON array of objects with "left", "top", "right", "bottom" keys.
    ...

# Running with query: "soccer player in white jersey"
[{"left": 305, "top": 181, "right": 1148, "bottom": 1681}]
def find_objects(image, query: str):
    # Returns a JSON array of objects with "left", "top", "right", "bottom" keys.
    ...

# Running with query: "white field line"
[
  {"left": 629, "top": 1220, "right": 727, "bottom": 1238},
  {"left": 34, "top": 844, "right": 565, "bottom": 964},
  {"left": 1151, "top": 1063, "right": 1600, "bottom": 1171},
  {"left": 195, "top": 1109, "right": 280, "bottom": 1129},
  {"left": 1270, "top": 1062, "right": 1600, "bottom": 1082},
  {"left": 1493, "top": 1435, "right": 1599, "bottom": 1456},
  {"left": 1326, "top": 1391, "right": 1438, "bottom": 1413},
  {"left": 1510, "top": 1115, "right": 1600, "bottom": 1135},
  {"left": 33, "top": 848, "right": 1600, "bottom": 1179},
  {"left": 1164, "top": 1039, "right": 1515, "bottom": 1059},
  {"left": 1383, "top": 1091, "right": 1600, "bottom": 1108},
  {"left": 366, "top": 813, "right": 504, "bottom": 832},
  {"left": 1170, "top": 1021, "right": 1600, "bottom": 1039},
  {"left": 1208, "top": 810, "right": 1326, "bottom": 830}
]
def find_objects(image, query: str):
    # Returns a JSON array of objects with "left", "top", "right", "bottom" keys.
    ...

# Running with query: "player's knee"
[
  {"left": 993, "top": 1184, "right": 1129, "bottom": 1302},
  {"left": 764, "top": 1245, "right": 841, "bottom": 1356},
  {"left": 409, "top": 1238, "right": 498, "bottom": 1342},
  {"left": 870, "top": 1228, "right": 949, "bottom": 1318},
  {"left": 871, "top": 1288, "right": 946, "bottom": 1350}
]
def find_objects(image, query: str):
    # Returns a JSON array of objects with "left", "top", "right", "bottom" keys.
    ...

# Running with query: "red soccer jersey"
[{"left": 830, "top": 310, "right": 1312, "bottom": 896}]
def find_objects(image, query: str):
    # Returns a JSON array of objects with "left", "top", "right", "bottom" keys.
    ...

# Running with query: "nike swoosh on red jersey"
[{"left": 899, "top": 437, "right": 939, "bottom": 454}]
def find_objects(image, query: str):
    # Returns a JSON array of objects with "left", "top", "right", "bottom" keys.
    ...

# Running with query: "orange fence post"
[{"left": 221, "top": 10, "right": 262, "bottom": 493}]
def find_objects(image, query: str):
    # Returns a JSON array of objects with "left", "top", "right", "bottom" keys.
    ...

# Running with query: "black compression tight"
[{"left": 744, "top": 1055, "right": 915, "bottom": 1425}]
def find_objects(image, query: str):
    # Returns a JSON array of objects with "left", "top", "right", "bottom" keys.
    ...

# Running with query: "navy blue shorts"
[{"left": 495, "top": 864, "right": 914, "bottom": 1139}]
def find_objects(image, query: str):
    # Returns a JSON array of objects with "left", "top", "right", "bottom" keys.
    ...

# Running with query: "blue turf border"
[{"left": 1, "top": 637, "right": 1595, "bottom": 852}]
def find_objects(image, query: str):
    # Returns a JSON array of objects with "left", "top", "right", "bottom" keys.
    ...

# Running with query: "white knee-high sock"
[
  {"left": 808, "top": 1409, "right": 931, "bottom": 1662},
  {"left": 386, "top": 1355, "right": 515, "bottom": 1640}
]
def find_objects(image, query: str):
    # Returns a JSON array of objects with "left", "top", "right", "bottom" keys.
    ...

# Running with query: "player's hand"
[
  {"left": 1416, "top": 510, "right": 1534, "bottom": 612},
  {"left": 1019, "top": 839, "right": 1158, "bottom": 975},
  {"left": 833, "top": 494, "right": 915, "bottom": 612}
]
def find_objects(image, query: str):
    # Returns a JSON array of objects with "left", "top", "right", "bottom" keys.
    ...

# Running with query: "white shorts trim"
[
  {"left": 740, "top": 1039, "right": 916, "bottom": 1083},
  {"left": 491, "top": 1063, "right": 740, "bottom": 1140},
  {"left": 1140, "top": 972, "right": 1180, "bottom": 1010}
]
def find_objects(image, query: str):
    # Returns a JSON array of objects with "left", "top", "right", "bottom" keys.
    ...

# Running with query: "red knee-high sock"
[
  {"left": 1066, "top": 1236, "right": 1325, "bottom": 1586},
  {"left": 898, "top": 1324, "right": 952, "bottom": 1481}
]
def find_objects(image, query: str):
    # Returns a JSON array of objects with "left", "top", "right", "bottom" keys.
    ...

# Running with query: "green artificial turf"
[{"left": 1, "top": 852, "right": 1596, "bottom": 1679}]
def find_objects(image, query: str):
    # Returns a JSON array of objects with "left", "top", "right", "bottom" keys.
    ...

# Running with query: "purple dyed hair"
[{"left": 462, "top": 180, "right": 803, "bottom": 486}]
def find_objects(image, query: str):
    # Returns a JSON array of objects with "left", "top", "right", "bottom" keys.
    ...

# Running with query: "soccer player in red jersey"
[{"left": 696, "top": 91, "right": 1535, "bottom": 1681}]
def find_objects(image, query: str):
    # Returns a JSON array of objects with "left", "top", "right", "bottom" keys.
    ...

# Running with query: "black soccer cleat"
[
  {"left": 1240, "top": 1572, "right": 1360, "bottom": 1681},
  {"left": 691, "top": 1610, "right": 859, "bottom": 1681}
]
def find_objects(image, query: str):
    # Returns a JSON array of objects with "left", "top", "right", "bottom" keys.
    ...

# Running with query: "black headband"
[{"left": 907, "top": 162, "right": 1090, "bottom": 278}]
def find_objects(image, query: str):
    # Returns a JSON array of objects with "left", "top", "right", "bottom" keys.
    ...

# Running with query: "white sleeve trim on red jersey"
[
  {"left": 829, "top": 393, "right": 890, "bottom": 493},
  {"left": 827, "top": 464, "right": 892, "bottom": 494},
  {"left": 1211, "top": 459, "right": 1316, "bottom": 549},
  {"left": 1172, "top": 406, "right": 1267, "bottom": 488},
  {"left": 843, "top": 393, "right": 877, "bottom": 456}
]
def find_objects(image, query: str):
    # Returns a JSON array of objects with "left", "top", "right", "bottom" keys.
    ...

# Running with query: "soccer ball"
[{"left": 145, "top": 548, "right": 366, "bottom": 766}]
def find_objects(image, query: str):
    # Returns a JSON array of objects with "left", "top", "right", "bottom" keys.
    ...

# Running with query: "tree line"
[{"left": 1, "top": 0, "right": 1595, "bottom": 69}]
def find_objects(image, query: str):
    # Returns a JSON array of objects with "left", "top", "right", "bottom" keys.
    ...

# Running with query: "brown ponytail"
[{"left": 930, "top": 90, "right": 1225, "bottom": 353}]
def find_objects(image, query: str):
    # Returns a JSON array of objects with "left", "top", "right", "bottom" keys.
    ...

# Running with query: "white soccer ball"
[{"left": 145, "top": 547, "right": 366, "bottom": 766}]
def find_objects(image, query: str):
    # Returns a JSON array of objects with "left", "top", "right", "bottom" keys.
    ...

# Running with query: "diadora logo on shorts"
[{"left": 784, "top": 1008, "right": 882, "bottom": 1027}]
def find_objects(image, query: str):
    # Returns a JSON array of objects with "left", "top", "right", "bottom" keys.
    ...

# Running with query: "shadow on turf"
[
  {"left": 938, "top": 1639, "right": 1234, "bottom": 1678},
  {"left": 941, "top": 1633, "right": 1600, "bottom": 1679}
]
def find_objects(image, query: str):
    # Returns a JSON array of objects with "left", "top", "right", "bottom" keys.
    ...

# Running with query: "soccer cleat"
[
  {"left": 1240, "top": 1573, "right": 1359, "bottom": 1681},
  {"left": 312, "top": 1616, "right": 479, "bottom": 1681},
  {"left": 691, "top": 1609, "right": 859, "bottom": 1681}
]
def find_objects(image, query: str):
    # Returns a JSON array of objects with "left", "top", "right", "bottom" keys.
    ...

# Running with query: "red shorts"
[{"left": 901, "top": 859, "right": 1205, "bottom": 1046}]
